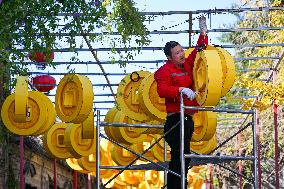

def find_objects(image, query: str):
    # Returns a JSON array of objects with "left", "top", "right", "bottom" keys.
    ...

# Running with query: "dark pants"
[{"left": 164, "top": 113, "right": 194, "bottom": 189}]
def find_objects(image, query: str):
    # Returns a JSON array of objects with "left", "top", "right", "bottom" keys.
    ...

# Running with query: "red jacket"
[{"left": 154, "top": 35, "right": 208, "bottom": 115}]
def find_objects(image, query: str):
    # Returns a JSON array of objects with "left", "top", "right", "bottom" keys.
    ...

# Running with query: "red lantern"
[
  {"left": 29, "top": 52, "right": 55, "bottom": 63},
  {"left": 32, "top": 75, "right": 56, "bottom": 92}
]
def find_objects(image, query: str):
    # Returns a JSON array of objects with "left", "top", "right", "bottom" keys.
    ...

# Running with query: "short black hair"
[{"left": 164, "top": 41, "right": 180, "bottom": 57}]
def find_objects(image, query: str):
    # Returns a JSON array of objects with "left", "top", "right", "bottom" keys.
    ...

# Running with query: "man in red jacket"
[{"left": 154, "top": 16, "right": 208, "bottom": 189}]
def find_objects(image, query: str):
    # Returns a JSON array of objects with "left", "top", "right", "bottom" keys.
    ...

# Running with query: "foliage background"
[{"left": 215, "top": 0, "right": 284, "bottom": 188}]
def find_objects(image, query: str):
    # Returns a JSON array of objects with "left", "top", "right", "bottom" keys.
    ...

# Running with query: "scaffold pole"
[
  {"left": 96, "top": 110, "right": 101, "bottom": 189},
  {"left": 180, "top": 93, "right": 186, "bottom": 189},
  {"left": 253, "top": 110, "right": 259, "bottom": 189},
  {"left": 73, "top": 170, "right": 77, "bottom": 189},
  {"left": 237, "top": 133, "right": 243, "bottom": 188},
  {"left": 53, "top": 160, "right": 57, "bottom": 189},
  {"left": 88, "top": 174, "right": 92, "bottom": 189},
  {"left": 273, "top": 70, "right": 280, "bottom": 189},
  {"left": 20, "top": 136, "right": 24, "bottom": 189}
]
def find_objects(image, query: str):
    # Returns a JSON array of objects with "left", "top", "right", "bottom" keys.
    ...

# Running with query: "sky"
[
  {"left": 135, "top": 0, "right": 241, "bottom": 51},
  {"left": 135, "top": 0, "right": 241, "bottom": 12},
  {"left": 30, "top": 0, "right": 243, "bottom": 117}
]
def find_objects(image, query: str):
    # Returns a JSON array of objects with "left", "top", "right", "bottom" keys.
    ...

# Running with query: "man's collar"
[{"left": 166, "top": 60, "right": 184, "bottom": 69}]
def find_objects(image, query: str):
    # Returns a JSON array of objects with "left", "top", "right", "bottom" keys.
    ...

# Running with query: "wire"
[{"left": 159, "top": 13, "right": 209, "bottom": 31}]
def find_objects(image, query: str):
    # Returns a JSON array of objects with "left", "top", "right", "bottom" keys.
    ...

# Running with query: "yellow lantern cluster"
[
  {"left": 104, "top": 106, "right": 170, "bottom": 164},
  {"left": 187, "top": 165, "right": 210, "bottom": 189},
  {"left": 1, "top": 76, "right": 56, "bottom": 136},
  {"left": 116, "top": 71, "right": 167, "bottom": 122},
  {"left": 105, "top": 71, "right": 171, "bottom": 163},
  {"left": 185, "top": 46, "right": 236, "bottom": 106},
  {"left": 1, "top": 74, "right": 164, "bottom": 186},
  {"left": 43, "top": 74, "right": 95, "bottom": 160}
]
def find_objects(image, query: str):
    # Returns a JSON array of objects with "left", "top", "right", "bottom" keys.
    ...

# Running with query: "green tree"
[{"left": 0, "top": 0, "right": 150, "bottom": 65}]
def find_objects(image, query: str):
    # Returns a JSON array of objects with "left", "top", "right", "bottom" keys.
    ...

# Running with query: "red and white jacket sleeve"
[{"left": 186, "top": 34, "right": 209, "bottom": 68}]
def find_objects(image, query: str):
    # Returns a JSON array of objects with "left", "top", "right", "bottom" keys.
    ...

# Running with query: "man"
[{"left": 154, "top": 16, "right": 208, "bottom": 189}]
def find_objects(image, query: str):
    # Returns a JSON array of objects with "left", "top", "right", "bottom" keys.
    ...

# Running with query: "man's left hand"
[{"left": 199, "top": 15, "right": 207, "bottom": 35}]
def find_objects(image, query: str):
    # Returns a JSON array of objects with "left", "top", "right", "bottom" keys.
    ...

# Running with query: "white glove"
[
  {"left": 199, "top": 15, "right": 207, "bottom": 35},
  {"left": 181, "top": 88, "right": 197, "bottom": 100}
]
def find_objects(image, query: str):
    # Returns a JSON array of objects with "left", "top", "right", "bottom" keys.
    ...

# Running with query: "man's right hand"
[{"left": 181, "top": 88, "right": 197, "bottom": 100}]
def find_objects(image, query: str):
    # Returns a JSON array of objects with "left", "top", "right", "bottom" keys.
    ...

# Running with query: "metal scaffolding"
[{"left": 95, "top": 101, "right": 258, "bottom": 188}]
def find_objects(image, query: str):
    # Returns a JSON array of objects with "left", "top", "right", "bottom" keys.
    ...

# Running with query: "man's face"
[{"left": 168, "top": 45, "right": 185, "bottom": 65}]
